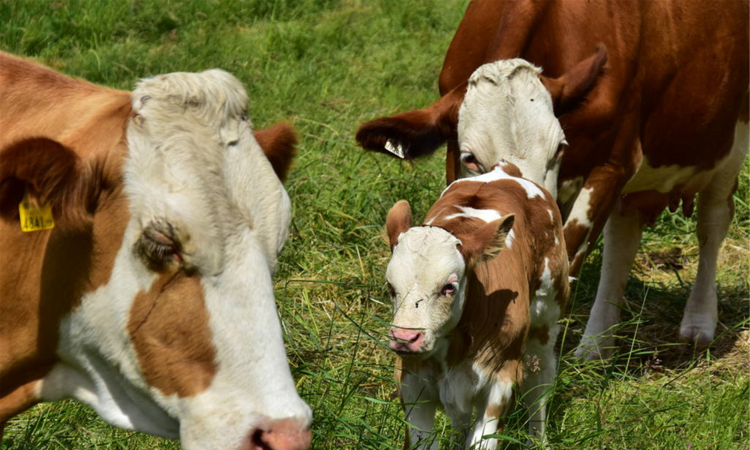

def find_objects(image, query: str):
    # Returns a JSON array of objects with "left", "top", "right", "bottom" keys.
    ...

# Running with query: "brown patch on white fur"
[{"left": 128, "top": 271, "right": 218, "bottom": 397}]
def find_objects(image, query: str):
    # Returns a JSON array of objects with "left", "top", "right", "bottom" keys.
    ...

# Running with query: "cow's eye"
[
  {"left": 460, "top": 152, "right": 483, "bottom": 173},
  {"left": 135, "top": 221, "right": 183, "bottom": 270},
  {"left": 555, "top": 140, "right": 568, "bottom": 159},
  {"left": 441, "top": 283, "right": 457, "bottom": 296}
]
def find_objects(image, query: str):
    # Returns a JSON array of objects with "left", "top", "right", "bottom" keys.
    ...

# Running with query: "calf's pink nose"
[
  {"left": 242, "top": 419, "right": 311, "bottom": 450},
  {"left": 389, "top": 328, "right": 424, "bottom": 352}
]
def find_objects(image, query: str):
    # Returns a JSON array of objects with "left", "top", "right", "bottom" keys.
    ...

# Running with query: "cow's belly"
[{"left": 618, "top": 157, "right": 723, "bottom": 224}]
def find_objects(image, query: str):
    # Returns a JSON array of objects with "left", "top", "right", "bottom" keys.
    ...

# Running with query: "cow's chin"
[{"left": 393, "top": 338, "right": 438, "bottom": 360}]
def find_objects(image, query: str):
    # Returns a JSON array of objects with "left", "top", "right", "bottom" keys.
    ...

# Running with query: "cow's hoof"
[
  {"left": 574, "top": 335, "right": 616, "bottom": 361},
  {"left": 678, "top": 320, "right": 715, "bottom": 348}
]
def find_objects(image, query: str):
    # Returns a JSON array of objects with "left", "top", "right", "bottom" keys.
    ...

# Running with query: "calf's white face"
[
  {"left": 35, "top": 70, "right": 310, "bottom": 450},
  {"left": 386, "top": 226, "right": 467, "bottom": 356},
  {"left": 457, "top": 60, "right": 566, "bottom": 197},
  {"left": 384, "top": 201, "right": 514, "bottom": 358}
]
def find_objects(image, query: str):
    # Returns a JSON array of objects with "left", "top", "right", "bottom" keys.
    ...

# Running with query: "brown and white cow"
[
  {"left": 385, "top": 163, "right": 569, "bottom": 448},
  {"left": 0, "top": 52, "right": 311, "bottom": 450},
  {"left": 358, "top": 0, "right": 749, "bottom": 359}
]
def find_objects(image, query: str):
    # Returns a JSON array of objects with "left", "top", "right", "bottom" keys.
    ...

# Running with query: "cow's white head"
[
  {"left": 0, "top": 70, "right": 310, "bottom": 450},
  {"left": 458, "top": 60, "right": 566, "bottom": 196},
  {"left": 457, "top": 47, "right": 607, "bottom": 197},
  {"left": 384, "top": 201, "right": 514, "bottom": 358}
]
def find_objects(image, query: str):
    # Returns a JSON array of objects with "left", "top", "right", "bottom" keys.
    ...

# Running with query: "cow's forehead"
[
  {"left": 122, "top": 70, "right": 258, "bottom": 274},
  {"left": 388, "top": 227, "right": 464, "bottom": 288},
  {"left": 458, "top": 60, "right": 564, "bottom": 166}
]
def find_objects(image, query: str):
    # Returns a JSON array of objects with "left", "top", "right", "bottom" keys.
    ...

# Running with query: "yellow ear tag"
[{"left": 19, "top": 191, "right": 55, "bottom": 232}]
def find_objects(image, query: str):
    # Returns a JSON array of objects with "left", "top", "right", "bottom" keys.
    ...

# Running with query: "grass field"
[{"left": 1, "top": 0, "right": 748, "bottom": 449}]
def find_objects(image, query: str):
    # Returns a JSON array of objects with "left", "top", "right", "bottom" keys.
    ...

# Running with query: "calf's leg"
[
  {"left": 399, "top": 371, "right": 439, "bottom": 450},
  {"left": 575, "top": 208, "right": 644, "bottom": 359},
  {"left": 680, "top": 121, "right": 748, "bottom": 345},
  {"left": 464, "top": 379, "right": 513, "bottom": 450},
  {"left": 521, "top": 324, "right": 561, "bottom": 447}
]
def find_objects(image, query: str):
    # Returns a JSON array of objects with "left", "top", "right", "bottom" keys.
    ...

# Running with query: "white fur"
[
  {"left": 443, "top": 165, "right": 545, "bottom": 199},
  {"left": 39, "top": 69, "right": 309, "bottom": 449},
  {"left": 388, "top": 227, "right": 466, "bottom": 356},
  {"left": 680, "top": 121, "right": 749, "bottom": 343},
  {"left": 444, "top": 205, "right": 503, "bottom": 223},
  {"left": 575, "top": 208, "right": 644, "bottom": 360},
  {"left": 457, "top": 60, "right": 566, "bottom": 197}
]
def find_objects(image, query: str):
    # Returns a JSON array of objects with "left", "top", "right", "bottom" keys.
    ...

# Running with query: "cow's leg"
[
  {"left": 399, "top": 371, "right": 439, "bottom": 450},
  {"left": 522, "top": 324, "right": 561, "bottom": 447},
  {"left": 464, "top": 379, "right": 513, "bottom": 450},
  {"left": 680, "top": 122, "right": 748, "bottom": 345},
  {"left": 575, "top": 208, "right": 644, "bottom": 359}
]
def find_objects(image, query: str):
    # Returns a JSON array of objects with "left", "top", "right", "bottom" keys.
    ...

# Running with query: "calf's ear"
[
  {"left": 254, "top": 122, "right": 298, "bottom": 182},
  {"left": 356, "top": 83, "right": 466, "bottom": 160},
  {"left": 385, "top": 200, "right": 413, "bottom": 251},
  {"left": 0, "top": 138, "right": 94, "bottom": 228},
  {"left": 458, "top": 214, "right": 515, "bottom": 267},
  {"left": 541, "top": 44, "right": 608, "bottom": 117}
]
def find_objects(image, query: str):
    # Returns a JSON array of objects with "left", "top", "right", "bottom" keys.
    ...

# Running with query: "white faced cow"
[
  {"left": 385, "top": 163, "right": 569, "bottom": 448},
  {"left": 0, "top": 52, "right": 310, "bottom": 450}
]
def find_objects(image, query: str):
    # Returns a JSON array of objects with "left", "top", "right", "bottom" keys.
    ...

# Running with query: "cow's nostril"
[
  {"left": 389, "top": 328, "right": 424, "bottom": 352},
  {"left": 248, "top": 420, "right": 312, "bottom": 450},
  {"left": 251, "top": 429, "right": 266, "bottom": 448}
]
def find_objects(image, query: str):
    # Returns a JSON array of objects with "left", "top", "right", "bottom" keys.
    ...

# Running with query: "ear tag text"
[{"left": 19, "top": 191, "right": 55, "bottom": 232}]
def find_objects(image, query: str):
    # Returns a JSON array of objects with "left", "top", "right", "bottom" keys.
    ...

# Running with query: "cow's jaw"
[
  {"left": 457, "top": 59, "right": 566, "bottom": 197},
  {"left": 386, "top": 227, "right": 467, "bottom": 359},
  {"left": 36, "top": 69, "right": 310, "bottom": 450}
]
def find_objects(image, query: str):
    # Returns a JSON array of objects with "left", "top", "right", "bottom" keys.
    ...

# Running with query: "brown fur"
[
  {"left": 0, "top": 138, "right": 98, "bottom": 229},
  {"left": 386, "top": 200, "right": 414, "bottom": 250},
  {"left": 253, "top": 122, "right": 298, "bottom": 182},
  {"left": 456, "top": 214, "right": 514, "bottom": 267},
  {"left": 355, "top": 84, "right": 466, "bottom": 160},
  {"left": 424, "top": 171, "right": 568, "bottom": 381},
  {"left": 128, "top": 271, "right": 218, "bottom": 397}
]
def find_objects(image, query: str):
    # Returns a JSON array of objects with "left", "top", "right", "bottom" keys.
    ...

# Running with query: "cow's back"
[
  {"left": 441, "top": 0, "right": 748, "bottom": 176},
  {"left": 425, "top": 172, "right": 568, "bottom": 373}
]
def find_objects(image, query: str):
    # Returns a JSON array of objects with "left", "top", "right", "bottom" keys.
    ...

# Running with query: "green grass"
[{"left": 1, "top": 1, "right": 748, "bottom": 449}]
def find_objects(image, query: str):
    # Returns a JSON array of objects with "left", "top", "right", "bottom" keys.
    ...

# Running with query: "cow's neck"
[
  {"left": 457, "top": 253, "right": 530, "bottom": 377},
  {"left": 0, "top": 52, "right": 132, "bottom": 152}
]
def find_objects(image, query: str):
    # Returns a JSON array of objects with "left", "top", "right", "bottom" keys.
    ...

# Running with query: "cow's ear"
[
  {"left": 254, "top": 122, "right": 298, "bottom": 182},
  {"left": 458, "top": 214, "right": 515, "bottom": 267},
  {"left": 385, "top": 200, "right": 413, "bottom": 251},
  {"left": 356, "top": 83, "right": 466, "bottom": 160},
  {"left": 0, "top": 138, "right": 94, "bottom": 228},
  {"left": 541, "top": 44, "right": 608, "bottom": 117}
]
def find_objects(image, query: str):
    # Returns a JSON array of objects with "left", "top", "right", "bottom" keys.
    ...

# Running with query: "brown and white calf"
[
  {"left": 0, "top": 52, "right": 310, "bottom": 450},
  {"left": 385, "top": 164, "right": 569, "bottom": 448},
  {"left": 358, "top": 0, "right": 748, "bottom": 359}
]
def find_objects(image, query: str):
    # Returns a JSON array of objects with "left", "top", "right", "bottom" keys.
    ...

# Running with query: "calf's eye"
[{"left": 441, "top": 283, "right": 457, "bottom": 296}]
